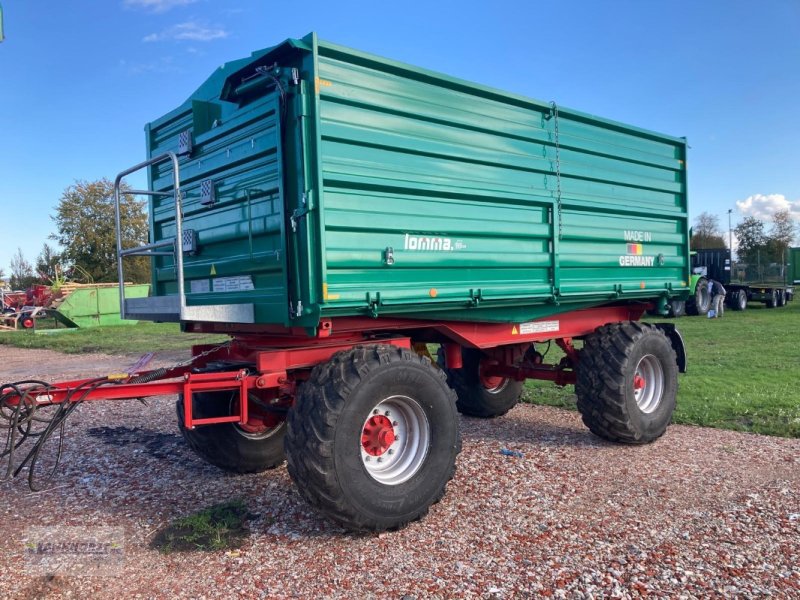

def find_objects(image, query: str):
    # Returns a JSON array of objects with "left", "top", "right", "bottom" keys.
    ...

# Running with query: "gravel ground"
[{"left": 1, "top": 346, "right": 799, "bottom": 599}]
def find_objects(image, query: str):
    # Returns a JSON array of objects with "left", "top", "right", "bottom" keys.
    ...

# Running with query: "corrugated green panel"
[
  {"left": 314, "top": 40, "right": 688, "bottom": 322},
  {"left": 788, "top": 248, "right": 800, "bottom": 284},
  {"left": 147, "top": 91, "right": 290, "bottom": 323},
  {"left": 141, "top": 33, "right": 689, "bottom": 327}
]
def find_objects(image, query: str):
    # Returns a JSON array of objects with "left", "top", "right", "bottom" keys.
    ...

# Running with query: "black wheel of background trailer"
[
  {"left": 21, "top": 312, "right": 35, "bottom": 329},
  {"left": 439, "top": 347, "right": 523, "bottom": 418},
  {"left": 176, "top": 391, "right": 286, "bottom": 473},
  {"left": 766, "top": 289, "right": 778, "bottom": 308},
  {"left": 777, "top": 290, "right": 786, "bottom": 307},
  {"left": 284, "top": 345, "right": 461, "bottom": 532},
  {"left": 685, "top": 278, "right": 710, "bottom": 316},
  {"left": 733, "top": 289, "right": 748, "bottom": 311},
  {"left": 668, "top": 300, "right": 686, "bottom": 318},
  {"left": 575, "top": 322, "right": 678, "bottom": 444}
]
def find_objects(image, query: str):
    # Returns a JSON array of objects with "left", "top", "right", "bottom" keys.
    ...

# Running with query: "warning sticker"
[
  {"left": 519, "top": 320, "right": 559, "bottom": 335},
  {"left": 190, "top": 279, "right": 210, "bottom": 293},
  {"left": 212, "top": 276, "right": 255, "bottom": 293}
]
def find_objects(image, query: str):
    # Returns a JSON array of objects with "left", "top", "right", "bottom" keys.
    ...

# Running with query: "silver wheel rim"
[
  {"left": 228, "top": 393, "right": 285, "bottom": 440},
  {"left": 484, "top": 378, "right": 510, "bottom": 394},
  {"left": 633, "top": 354, "right": 664, "bottom": 414},
  {"left": 360, "top": 395, "right": 430, "bottom": 485}
]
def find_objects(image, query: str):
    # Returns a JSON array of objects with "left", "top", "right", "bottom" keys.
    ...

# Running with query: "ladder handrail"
[{"left": 114, "top": 151, "right": 183, "bottom": 320}]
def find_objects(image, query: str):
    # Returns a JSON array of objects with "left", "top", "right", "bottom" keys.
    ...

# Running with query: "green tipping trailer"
[
  {"left": 119, "top": 32, "right": 690, "bottom": 330},
  {"left": 106, "top": 33, "right": 690, "bottom": 531}
]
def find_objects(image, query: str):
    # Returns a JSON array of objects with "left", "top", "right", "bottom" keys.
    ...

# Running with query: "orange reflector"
[{"left": 429, "top": 288, "right": 438, "bottom": 298}]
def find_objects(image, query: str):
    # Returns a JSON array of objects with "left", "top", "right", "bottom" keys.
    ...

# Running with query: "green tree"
[
  {"left": 691, "top": 211, "right": 727, "bottom": 249},
  {"left": 767, "top": 209, "right": 796, "bottom": 269},
  {"left": 734, "top": 216, "right": 767, "bottom": 265},
  {"left": 9, "top": 248, "right": 38, "bottom": 289},
  {"left": 51, "top": 179, "right": 150, "bottom": 283}
]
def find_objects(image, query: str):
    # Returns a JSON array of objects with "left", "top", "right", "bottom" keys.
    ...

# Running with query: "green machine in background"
[{"left": 50, "top": 284, "right": 151, "bottom": 328}]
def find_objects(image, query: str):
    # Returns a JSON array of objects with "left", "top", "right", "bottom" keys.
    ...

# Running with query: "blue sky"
[{"left": 1, "top": 0, "right": 799, "bottom": 273}]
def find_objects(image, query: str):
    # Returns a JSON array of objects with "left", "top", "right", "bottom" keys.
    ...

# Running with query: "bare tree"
[
  {"left": 691, "top": 212, "right": 726, "bottom": 249},
  {"left": 9, "top": 248, "right": 37, "bottom": 290}
]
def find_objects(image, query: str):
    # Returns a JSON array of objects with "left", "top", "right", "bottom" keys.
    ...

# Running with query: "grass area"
[
  {"left": 525, "top": 299, "right": 800, "bottom": 438},
  {"left": 151, "top": 499, "right": 253, "bottom": 553},
  {"left": 0, "top": 321, "right": 227, "bottom": 354}
]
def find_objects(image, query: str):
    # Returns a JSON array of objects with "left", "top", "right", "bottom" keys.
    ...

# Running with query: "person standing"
[{"left": 708, "top": 279, "right": 726, "bottom": 318}]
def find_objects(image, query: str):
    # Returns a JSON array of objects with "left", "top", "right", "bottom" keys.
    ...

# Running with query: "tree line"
[
  {"left": 2, "top": 179, "right": 150, "bottom": 290},
  {"left": 691, "top": 209, "right": 797, "bottom": 266}
]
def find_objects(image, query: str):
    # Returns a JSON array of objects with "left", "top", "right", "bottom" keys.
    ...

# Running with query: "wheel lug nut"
[
  {"left": 372, "top": 409, "right": 379, "bottom": 415},
  {"left": 384, "top": 410, "right": 391, "bottom": 416},
  {"left": 392, "top": 421, "right": 398, "bottom": 426},
  {"left": 365, "top": 456, "right": 371, "bottom": 462},
  {"left": 388, "top": 449, "right": 394, "bottom": 455},
  {"left": 377, "top": 457, "right": 383, "bottom": 463}
]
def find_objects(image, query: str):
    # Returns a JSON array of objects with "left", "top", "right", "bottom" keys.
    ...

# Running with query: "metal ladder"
[{"left": 113, "top": 151, "right": 254, "bottom": 324}]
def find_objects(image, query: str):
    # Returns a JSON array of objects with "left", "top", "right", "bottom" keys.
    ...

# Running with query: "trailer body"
[{"left": 120, "top": 33, "right": 690, "bottom": 331}]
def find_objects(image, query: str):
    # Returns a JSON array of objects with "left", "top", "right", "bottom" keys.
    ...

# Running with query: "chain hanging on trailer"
[{"left": 549, "top": 101, "right": 563, "bottom": 241}]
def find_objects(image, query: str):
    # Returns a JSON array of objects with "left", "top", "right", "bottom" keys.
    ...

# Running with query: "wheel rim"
[
  {"left": 739, "top": 291, "right": 747, "bottom": 309},
  {"left": 360, "top": 395, "right": 430, "bottom": 485},
  {"left": 632, "top": 354, "right": 665, "bottom": 414},
  {"left": 478, "top": 359, "right": 509, "bottom": 394},
  {"left": 229, "top": 393, "right": 285, "bottom": 439}
]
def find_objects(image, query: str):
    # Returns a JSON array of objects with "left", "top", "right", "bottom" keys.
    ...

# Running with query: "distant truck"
[{"left": 689, "top": 248, "right": 794, "bottom": 312}]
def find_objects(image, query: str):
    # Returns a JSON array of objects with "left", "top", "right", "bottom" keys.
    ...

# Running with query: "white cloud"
[
  {"left": 143, "top": 20, "right": 228, "bottom": 43},
  {"left": 736, "top": 193, "right": 800, "bottom": 221},
  {"left": 124, "top": 0, "right": 197, "bottom": 13}
]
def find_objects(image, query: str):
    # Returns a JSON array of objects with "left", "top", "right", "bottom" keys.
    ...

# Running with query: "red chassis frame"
[{"left": 2, "top": 305, "right": 647, "bottom": 428}]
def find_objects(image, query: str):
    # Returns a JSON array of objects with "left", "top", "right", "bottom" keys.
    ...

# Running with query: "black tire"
[
  {"left": 284, "top": 345, "right": 461, "bottom": 532},
  {"left": 440, "top": 347, "right": 523, "bottom": 418},
  {"left": 685, "top": 278, "right": 710, "bottom": 316},
  {"left": 176, "top": 391, "right": 286, "bottom": 473},
  {"left": 575, "top": 322, "right": 678, "bottom": 444},
  {"left": 730, "top": 289, "right": 747, "bottom": 311},
  {"left": 21, "top": 312, "right": 35, "bottom": 329},
  {"left": 667, "top": 300, "right": 686, "bottom": 318},
  {"left": 766, "top": 289, "right": 778, "bottom": 308}
]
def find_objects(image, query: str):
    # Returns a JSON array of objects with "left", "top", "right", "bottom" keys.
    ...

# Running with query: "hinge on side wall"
[{"left": 290, "top": 200, "right": 309, "bottom": 232}]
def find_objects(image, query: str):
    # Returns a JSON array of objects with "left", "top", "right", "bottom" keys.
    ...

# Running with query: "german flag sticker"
[{"left": 627, "top": 243, "right": 643, "bottom": 255}]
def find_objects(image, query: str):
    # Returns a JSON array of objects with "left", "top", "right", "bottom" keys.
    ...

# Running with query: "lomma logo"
[{"left": 404, "top": 233, "right": 453, "bottom": 251}]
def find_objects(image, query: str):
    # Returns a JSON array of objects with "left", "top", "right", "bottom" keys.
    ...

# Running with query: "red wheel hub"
[
  {"left": 361, "top": 415, "right": 396, "bottom": 456},
  {"left": 235, "top": 396, "right": 283, "bottom": 434},
  {"left": 633, "top": 374, "right": 646, "bottom": 390},
  {"left": 479, "top": 359, "right": 504, "bottom": 390}
]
